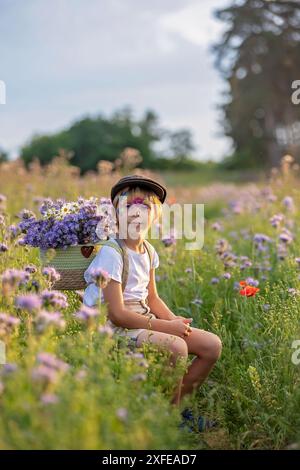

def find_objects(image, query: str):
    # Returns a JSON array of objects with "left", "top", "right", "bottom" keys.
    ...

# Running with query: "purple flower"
[
  {"left": 74, "top": 305, "right": 99, "bottom": 322},
  {"left": 89, "top": 268, "right": 110, "bottom": 288},
  {"left": 116, "top": 408, "right": 128, "bottom": 421},
  {"left": 41, "top": 290, "right": 68, "bottom": 309},
  {"left": 282, "top": 196, "right": 294, "bottom": 211},
  {"left": 240, "top": 256, "right": 253, "bottom": 270},
  {"left": 211, "top": 277, "right": 220, "bottom": 285},
  {"left": 0, "top": 243, "right": 8, "bottom": 253},
  {"left": 1, "top": 363, "right": 18, "bottom": 375},
  {"left": 245, "top": 277, "right": 259, "bottom": 287},
  {"left": 277, "top": 244, "right": 288, "bottom": 260},
  {"left": 229, "top": 201, "right": 243, "bottom": 214},
  {"left": 0, "top": 312, "right": 20, "bottom": 337},
  {"left": 40, "top": 393, "right": 59, "bottom": 405},
  {"left": 240, "top": 229, "right": 251, "bottom": 240},
  {"left": 18, "top": 197, "right": 115, "bottom": 249},
  {"left": 253, "top": 233, "right": 272, "bottom": 244},
  {"left": 37, "top": 352, "right": 69, "bottom": 373},
  {"left": 131, "top": 373, "right": 146, "bottom": 382},
  {"left": 127, "top": 352, "right": 144, "bottom": 359},
  {"left": 34, "top": 310, "right": 66, "bottom": 333},
  {"left": 223, "top": 272, "right": 231, "bottom": 279},
  {"left": 162, "top": 235, "right": 176, "bottom": 247},
  {"left": 75, "top": 369, "right": 87, "bottom": 381},
  {"left": 229, "top": 231, "right": 238, "bottom": 239},
  {"left": 42, "top": 267, "right": 61, "bottom": 283},
  {"left": 31, "top": 365, "right": 58, "bottom": 384},
  {"left": 8, "top": 224, "right": 21, "bottom": 239},
  {"left": 190, "top": 297, "right": 203, "bottom": 306},
  {"left": 1, "top": 268, "right": 30, "bottom": 291},
  {"left": 215, "top": 239, "right": 231, "bottom": 255},
  {"left": 269, "top": 214, "right": 284, "bottom": 228},
  {"left": 288, "top": 288, "right": 299, "bottom": 296},
  {"left": 24, "top": 264, "right": 38, "bottom": 274},
  {"left": 211, "top": 222, "right": 222, "bottom": 231},
  {"left": 279, "top": 230, "right": 293, "bottom": 244},
  {"left": 15, "top": 294, "right": 42, "bottom": 312},
  {"left": 155, "top": 273, "right": 168, "bottom": 282},
  {"left": 18, "top": 208, "right": 36, "bottom": 220},
  {"left": 98, "top": 324, "right": 114, "bottom": 337}
]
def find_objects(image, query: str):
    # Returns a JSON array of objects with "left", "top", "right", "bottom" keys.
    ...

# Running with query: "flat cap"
[{"left": 111, "top": 174, "right": 167, "bottom": 204}]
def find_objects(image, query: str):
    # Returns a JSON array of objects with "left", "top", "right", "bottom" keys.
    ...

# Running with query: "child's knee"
[
  {"left": 169, "top": 337, "right": 188, "bottom": 362},
  {"left": 204, "top": 334, "right": 222, "bottom": 363}
]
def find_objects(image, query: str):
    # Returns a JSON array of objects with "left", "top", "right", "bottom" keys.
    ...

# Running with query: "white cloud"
[
  {"left": 158, "top": 0, "right": 226, "bottom": 48},
  {"left": 0, "top": 0, "right": 231, "bottom": 160}
]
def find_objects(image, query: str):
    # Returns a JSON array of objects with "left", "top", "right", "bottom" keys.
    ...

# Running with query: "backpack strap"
[
  {"left": 113, "top": 237, "right": 129, "bottom": 292},
  {"left": 143, "top": 239, "right": 155, "bottom": 269},
  {"left": 89, "top": 238, "right": 154, "bottom": 293},
  {"left": 89, "top": 239, "right": 128, "bottom": 292}
]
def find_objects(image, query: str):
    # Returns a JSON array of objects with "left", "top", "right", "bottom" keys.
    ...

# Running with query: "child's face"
[{"left": 117, "top": 194, "right": 157, "bottom": 239}]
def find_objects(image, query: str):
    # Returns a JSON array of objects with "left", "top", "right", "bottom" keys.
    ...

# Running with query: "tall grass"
[{"left": 0, "top": 156, "right": 300, "bottom": 449}]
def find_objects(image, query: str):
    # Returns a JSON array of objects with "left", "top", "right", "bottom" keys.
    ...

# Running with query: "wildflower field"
[{"left": 1, "top": 155, "right": 300, "bottom": 450}]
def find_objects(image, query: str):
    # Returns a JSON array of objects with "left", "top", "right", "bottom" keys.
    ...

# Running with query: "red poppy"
[
  {"left": 239, "top": 281, "right": 247, "bottom": 286},
  {"left": 239, "top": 285, "right": 260, "bottom": 297}
]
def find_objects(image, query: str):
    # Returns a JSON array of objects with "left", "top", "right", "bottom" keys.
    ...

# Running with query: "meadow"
[{"left": 0, "top": 154, "right": 300, "bottom": 450}]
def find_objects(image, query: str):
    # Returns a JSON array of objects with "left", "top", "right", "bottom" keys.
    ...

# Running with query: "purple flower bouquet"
[{"left": 18, "top": 196, "right": 117, "bottom": 290}]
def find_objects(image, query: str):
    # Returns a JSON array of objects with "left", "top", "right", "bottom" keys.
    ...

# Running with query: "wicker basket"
[{"left": 39, "top": 243, "right": 102, "bottom": 290}]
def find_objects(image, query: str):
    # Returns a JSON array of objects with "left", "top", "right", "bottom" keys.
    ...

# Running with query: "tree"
[
  {"left": 169, "top": 129, "right": 195, "bottom": 161},
  {"left": 0, "top": 147, "right": 8, "bottom": 163},
  {"left": 213, "top": 0, "right": 300, "bottom": 168},
  {"left": 20, "top": 107, "right": 166, "bottom": 172}
]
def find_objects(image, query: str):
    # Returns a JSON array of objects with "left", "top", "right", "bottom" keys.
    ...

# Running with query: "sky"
[{"left": 0, "top": 0, "right": 232, "bottom": 161}]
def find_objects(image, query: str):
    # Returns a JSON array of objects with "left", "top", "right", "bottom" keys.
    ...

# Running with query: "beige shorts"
[{"left": 105, "top": 298, "right": 156, "bottom": 345}]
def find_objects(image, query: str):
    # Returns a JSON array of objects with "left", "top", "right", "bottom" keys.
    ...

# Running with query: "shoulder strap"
[
  {"left": 93, "top": 238, "right": 154, "bottom": 292},
  {"left": 93, "top": 239, "right": 128, "bottom": 292},
  {"left": 143, "top": 239, "right": 155, "bottom": 268},
  {"left": 111, "top": 237, "right": 129, "bottom": 292}
]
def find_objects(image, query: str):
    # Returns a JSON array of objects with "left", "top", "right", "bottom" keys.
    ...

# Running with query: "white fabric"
[{"left": 83, "top": 237, "right": 159, "bottom": 307}]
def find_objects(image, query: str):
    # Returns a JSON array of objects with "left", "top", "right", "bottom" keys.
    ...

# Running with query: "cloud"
[
  {"left": 0, "top": 0, "right": 231, "bottom": 160},
  {"left": 158, "top": 0, "right": 226, "bottom": 47}
]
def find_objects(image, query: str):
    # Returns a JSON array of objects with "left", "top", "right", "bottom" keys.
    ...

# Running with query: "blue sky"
[{"left": 0, "top": 0, "right": 232, "bottom": 161}]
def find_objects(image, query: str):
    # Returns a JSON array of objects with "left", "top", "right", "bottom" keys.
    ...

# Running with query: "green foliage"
[
  {"left": 213, "top": 0, "right": 300, "bottom": 168},
  {"left": 0, "top": 147, "right": 8, "bottom": 163},
  {"left": 20, "top": 107, "right": 197, "bottom": 173}
]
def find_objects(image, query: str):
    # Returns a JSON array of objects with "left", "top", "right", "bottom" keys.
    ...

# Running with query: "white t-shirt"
[{"left": 82, "top": 237, "right": 159, "bottom": 307}]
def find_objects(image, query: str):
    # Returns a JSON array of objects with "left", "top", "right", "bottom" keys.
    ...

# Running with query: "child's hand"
[
  {"left": 175, "top": 315, "right": 193, "bottom": 325},
  {"left": 168, "top": 318, "right": 193, "bottom": 338}
]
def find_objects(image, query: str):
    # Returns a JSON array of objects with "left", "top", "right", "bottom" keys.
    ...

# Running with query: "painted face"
[
  {"left": 117, "top": 193, "right": 153, "bottom": 238},
  {"left": 125, "top": 196, "right": 152, "bottom": 210}
]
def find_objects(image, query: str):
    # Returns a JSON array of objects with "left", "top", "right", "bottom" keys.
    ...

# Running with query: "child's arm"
[
  {"left": 103, "top": 279, "right": 190, "bottom": 336},
  {"left": 147, "top": 268, "right": 177, "bottom": 321}
]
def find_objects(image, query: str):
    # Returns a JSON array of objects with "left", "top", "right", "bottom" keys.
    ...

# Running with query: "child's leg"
[
  {"left": 180, "top": 327, "right": 222, "bottom": 401},
  {"left": 135, "top": 330, "right": 189, "bottom": 406}
]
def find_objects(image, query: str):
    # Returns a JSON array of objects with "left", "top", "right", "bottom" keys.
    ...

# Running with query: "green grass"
[
  {"left": 1, "top": 159, "right": 300, "bottom": 449},
  {"left": 160, "top": 168, "right": 265, "bottom": 187}
]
